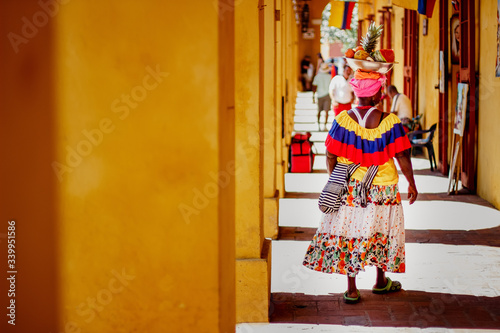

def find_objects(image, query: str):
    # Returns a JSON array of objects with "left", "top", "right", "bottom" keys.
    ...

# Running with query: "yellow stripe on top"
[
  {"left": 333, "top": 111, "right": 402, "bottom": 185},
  {"left": 334, "top": 111, "right": 403, "bottom": 141},
  {"left": 329, "top": 1, "right": 346, "bottom": 29}
]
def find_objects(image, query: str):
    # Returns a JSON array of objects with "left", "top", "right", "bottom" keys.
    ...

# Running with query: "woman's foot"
[
  {"left": 345, "top": 275, "right": 360, "bottom": 303},
  {"left": 343, "top": 290, "right": 361, "bottom": 304},
  {"left": 372, "top": 277, "right": 402, "bottom": 294},
  {"left": 345, "top": 289, "right": 359, "bottom": 299},
  {"left": 373, "top": 277, "right": 388, "bottom": 290}
]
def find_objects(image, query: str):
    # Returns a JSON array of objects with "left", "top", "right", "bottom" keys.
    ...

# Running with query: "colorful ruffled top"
[{"left": 326, "top": 111, "right": 411, "bottom": 185}]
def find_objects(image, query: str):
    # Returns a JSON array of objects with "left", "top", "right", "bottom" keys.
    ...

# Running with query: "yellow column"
[
  {"left": 280, "top": 0, "right": 295, "bottom": 191},
  {"left": 235, "top": 0, "right": 270, "bottom": 324},
  {"left": 235, "top": 0, "right": 262, "bottom": 261},
  {"left": 275, "top": 0, "right": 285, "bottom": 198},
  {"left": 290, "top": 5, "right": 299, "bottom": 118},
  {"left": 262, "top": 0, "right": 279, "bottom": 240},
  {"left": 285, "top": 0, "right": 295, "bottom": 146},
  {"left": 1, "top": 1, "right": 236, "bottom": 332}
]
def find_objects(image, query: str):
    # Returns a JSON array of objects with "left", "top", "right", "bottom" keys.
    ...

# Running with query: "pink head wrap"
[{"left": 349, "top": 70, "right": 387, "bottom": 98}]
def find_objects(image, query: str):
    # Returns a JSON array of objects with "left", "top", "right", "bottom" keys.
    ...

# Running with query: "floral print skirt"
[{"left": 303, "top": 178, "right": 406, "bottom": 277}]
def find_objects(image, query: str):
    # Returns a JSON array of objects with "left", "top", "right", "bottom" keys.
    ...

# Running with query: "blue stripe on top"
[
  {"left": 327, "top": 119, "right": 408, "bottom": 154},
  {"left": 341, "top": 2, "right": 355, "bottom": 30}
]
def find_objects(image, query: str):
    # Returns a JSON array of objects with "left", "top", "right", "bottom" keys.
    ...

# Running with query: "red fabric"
[
  {"left": 325, "top": 135, "right": 412, "bottom": 167},
  {"left": 333, "top": 103, "right": 352, "bottom": 116},
  {"left": 331, "top": 66, "right": 337, "bottom": 78},
  {"left": 343, "top": 2, "right": 356, "bottom": 29}
]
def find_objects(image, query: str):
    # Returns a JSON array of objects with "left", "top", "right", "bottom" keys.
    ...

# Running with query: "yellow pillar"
[
  {"left": 1, "top": 1, "right": 236, "bottom": 332},
  {"left": 275, "top": 0, "right": 285, "bottom": 198},
  {"left": 274, "top": 0, "right": 298, "bottom": 200},
  {"left": 235, "top": 0, "right": 263, "bottom": 260},
  {"left": 262, "top": 0, "right": 279, "bottom": 240},
  {"left": 284, "top": 0, "right": 295, "bottom": 146},
  {"left": 235, "top": 0, "right": 270, "bottom": 324}
]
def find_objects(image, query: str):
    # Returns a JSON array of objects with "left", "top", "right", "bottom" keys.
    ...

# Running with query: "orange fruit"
[{"left": 345, "top": 49, "right": 355, "bottom": 58}]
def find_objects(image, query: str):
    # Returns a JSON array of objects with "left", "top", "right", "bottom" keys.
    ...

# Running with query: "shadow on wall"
[{"left": 1, "top": 1, "right": 60, "bottom": 331}]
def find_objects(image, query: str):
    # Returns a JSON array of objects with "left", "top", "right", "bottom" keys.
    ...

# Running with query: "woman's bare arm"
[
  {"left": 395, "top": 149, "right": 418, "bottom": 204},
  {"left": 326, "top": 150, "right": 338, "bottom": 175}
]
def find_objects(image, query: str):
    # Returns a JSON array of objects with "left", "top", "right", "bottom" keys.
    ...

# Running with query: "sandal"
[
  {"left": 343, "top": 290, "right": 361, "bottom": 304},
  {"left": 372, "top": 277, "right": 402, "bottom": 294}
]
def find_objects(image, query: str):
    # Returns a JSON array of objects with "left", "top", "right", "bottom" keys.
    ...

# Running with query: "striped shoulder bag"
[{"left": 318, "top": 163, "right": 379, "bottom": 213}]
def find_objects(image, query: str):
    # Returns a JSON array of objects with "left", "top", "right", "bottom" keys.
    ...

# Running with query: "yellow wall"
[
  {"left": 417, "top": 8, "right": 440, "bottom": 133},
  {"left": 275, "top": 0, "right": 285, "bottom": 195},
  {"left": 262, "top": 0, "right": 279, "bottom": 239},
  {"left": 392, "top": 0, "right": 418, "bottom": 10},
  {"left": 276, "top": 0, "right": 297, "bottom": 197},
  {"left": 234, "top": 0, "right": 271, "bottom": 324},
  {"left": 0, "top": 0, "right": 301, "bottom": 330},
  {"left": 235, "top": 0, "right": 263, "bottom": 260},
  {"left": 478, "top": 0, "right": 500, "bottom": 208},
  {"left": 392, "top": 6, "right": 405, "bottom": 94},
  {"left": 55, "top": 1, "right": 235, "bottom": 332},
  {"left": 1, "top": 0, "right": 237, "bottom": 332}
]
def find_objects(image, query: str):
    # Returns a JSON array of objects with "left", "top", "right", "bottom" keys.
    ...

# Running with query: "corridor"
[{"left": 238, "top": 92, "right": 500, "bottom": 332}]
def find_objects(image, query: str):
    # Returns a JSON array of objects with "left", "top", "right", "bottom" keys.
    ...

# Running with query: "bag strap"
[
  {"left": 319, "top": 162, "right": 360, "bottom": 214},
  {"left": 359, "top": 165, "right": 379, "bottom": 208},
  {"left": 347, "top": 163, "right": 361, "bottom": 177}
]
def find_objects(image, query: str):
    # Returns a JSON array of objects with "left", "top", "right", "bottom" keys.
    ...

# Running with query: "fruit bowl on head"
[{"left": 345, "top": 57, "right": 396, "bottom": 74}]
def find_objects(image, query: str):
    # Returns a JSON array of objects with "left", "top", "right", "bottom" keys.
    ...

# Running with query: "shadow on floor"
[
  {"left": 278, "top": 226, "right": 500, "bottom": 248},
  {"left": 271, "top": 291, "right": 500, "bottom": 329}
]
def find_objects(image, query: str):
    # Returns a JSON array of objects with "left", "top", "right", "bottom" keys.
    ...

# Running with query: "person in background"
[
  {"left": 329, "top": 64, "right": 354, "bottom": 116},
  {"left": 316, "top": 53, "right": 324, "bottom": 76},
  {"left": 330, "top": 58, "right": 337, "bottom": 79},
  {"left": 387, "top": 85, "right": 413, "bottom": 126},
  {"left": 451, "top": 17, "right": 460, "bottom": 64},
  {"left": 301, "top": 55, "right": 314, "bottom": 91},
  {"left": 312, "top": 62, "right": 333, "bottom": 131}
]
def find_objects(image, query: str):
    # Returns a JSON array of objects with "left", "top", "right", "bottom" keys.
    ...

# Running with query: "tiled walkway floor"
[{"left": 237, "top": 92, "right": 500, "bottom": 332}]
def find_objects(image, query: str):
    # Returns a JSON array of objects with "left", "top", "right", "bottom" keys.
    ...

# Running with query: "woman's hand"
[
  {"left": 395, "top": 149, "right": 418, "bottom": 205},
  {"left": 407, "top": 182, "right": 418, "bottom": 205}
]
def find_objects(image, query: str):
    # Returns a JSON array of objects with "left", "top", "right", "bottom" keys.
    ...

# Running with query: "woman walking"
[{"left": 303, "top": 69, "right": 418, "bottom": 303}]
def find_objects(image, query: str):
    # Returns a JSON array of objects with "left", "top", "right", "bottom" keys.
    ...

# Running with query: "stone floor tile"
[
  {"left": 343, "top": 314, "right": 370, "bottom": 326},
  {"left": 366, "top": 308, "right": 393, "bottom": 322},
  {"left": 316, "top": 300, "right": 341, "bottom": 311}
]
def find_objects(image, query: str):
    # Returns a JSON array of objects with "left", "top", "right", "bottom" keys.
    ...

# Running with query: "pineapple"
[{"left": 361, "top": 22, "right": 383, "bottom": 54}]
